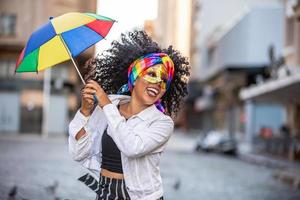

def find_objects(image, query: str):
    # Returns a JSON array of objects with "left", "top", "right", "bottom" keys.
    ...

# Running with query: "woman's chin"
[{"left": 142, "top": 92, "right": 160, "bottom": 105}]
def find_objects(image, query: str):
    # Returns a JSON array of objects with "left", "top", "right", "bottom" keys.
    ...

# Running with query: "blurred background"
[{"left": 1, "top": 0, "right": 300, "bottom": 199}]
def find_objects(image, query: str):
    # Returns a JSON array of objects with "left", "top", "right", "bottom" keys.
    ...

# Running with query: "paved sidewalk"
[
  {"left": 237, "top": 151, "right": 300, "bottom": 189},
  {"left": 1, "top": 132, "right": 300, "bottom": 200},
  {"left": 165, "top": 130, "right": 198, "bottom": 152},
  {"left": 163, "top": 132, "right": 300, "bottom": 200},
  {"left": 0, "top": 134, "right": 95, "bottom": 200},
  {"left": 169, "top": 131, "right": 300, "bottom": 190}
]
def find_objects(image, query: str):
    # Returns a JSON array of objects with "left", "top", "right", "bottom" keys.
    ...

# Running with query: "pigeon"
[
  {"left": 8, "top": 185, "right": 17, "bottom": 197},
  {"left": 45, "top": 180, "right": 59, "bottom": 194},
  {"left": 173, "top": 179, "right": 181, "bottom": 191}
]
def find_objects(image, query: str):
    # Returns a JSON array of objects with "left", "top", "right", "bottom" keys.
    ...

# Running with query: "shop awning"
[{"left": 239, "top": 73, "right": 300, "bottom": 103}]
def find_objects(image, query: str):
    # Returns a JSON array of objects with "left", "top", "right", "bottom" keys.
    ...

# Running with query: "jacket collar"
[{"left": 108, "top": 94, "right": 162, "bottom": 121}]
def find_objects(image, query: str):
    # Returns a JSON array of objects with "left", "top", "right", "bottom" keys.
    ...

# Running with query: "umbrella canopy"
[{"left": 15, "top": 12, "right": 115, "bottom": 79}]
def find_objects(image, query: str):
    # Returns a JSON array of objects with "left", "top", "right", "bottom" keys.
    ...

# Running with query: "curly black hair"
[{"left": 82, "top": 30, "right": 190, "bottom": 119}]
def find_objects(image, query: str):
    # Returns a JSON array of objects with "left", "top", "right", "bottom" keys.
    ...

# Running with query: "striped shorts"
[
  {"left": 96, "top": 174, "right": 130, "bottom": 200},
  {"left": 78, "top": 173, "right": 164, "bottom": 200}
]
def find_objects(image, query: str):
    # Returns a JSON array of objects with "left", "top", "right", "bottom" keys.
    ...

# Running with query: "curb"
[{"left": 238, "top": 152, "right": 300, "bottom": 189}]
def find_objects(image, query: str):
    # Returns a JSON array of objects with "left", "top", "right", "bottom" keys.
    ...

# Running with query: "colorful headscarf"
[{"left": 117, "top": 53, "right": 175, "bottom": 113}]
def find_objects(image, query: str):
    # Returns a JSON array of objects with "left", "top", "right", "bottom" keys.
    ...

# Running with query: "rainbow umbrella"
[{"left": 15, "top": 12, "right": 115, "bottom": 84}]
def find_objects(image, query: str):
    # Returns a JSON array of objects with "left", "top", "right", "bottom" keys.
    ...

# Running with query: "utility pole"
[{"left": 42, "top": 68, "right": 51, "bottom": 138}]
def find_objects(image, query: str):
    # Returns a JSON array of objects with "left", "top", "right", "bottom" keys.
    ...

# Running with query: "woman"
[{"left": 68, "top": 31, "right": 190, "bottom": 200}]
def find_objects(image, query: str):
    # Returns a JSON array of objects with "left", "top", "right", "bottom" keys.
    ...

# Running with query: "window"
[
  {"left": 51, "top": 64, "right": 69, "bottom": 81},
  {"left": 0, "top": 14, "right": 16, "bottom": 36},
  {"left": 286, "top": 17, "right": 295, "bottom": 47},
  {"left": 0, "top": 60, "right": 17, "bottom": 79},
  {"left": 207, "top": 46, "right": 216, "bottom": 67}
]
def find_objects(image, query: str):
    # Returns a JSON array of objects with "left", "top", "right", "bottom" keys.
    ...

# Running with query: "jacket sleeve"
[
  {"left": 103, "top": 103, "right": 174, "bottom": 158},
  {"left": 68, "top": 106, "right": 105, "bottom": 162}
]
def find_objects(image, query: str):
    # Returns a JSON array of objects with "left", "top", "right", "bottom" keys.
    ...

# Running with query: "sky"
[{"left": 95, "top": 0, "right": 158, "bottom": 54}]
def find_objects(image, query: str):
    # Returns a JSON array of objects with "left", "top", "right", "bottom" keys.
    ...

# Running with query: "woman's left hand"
[{"left": 85, "top": 80, "right": 112, "bottom": 108}]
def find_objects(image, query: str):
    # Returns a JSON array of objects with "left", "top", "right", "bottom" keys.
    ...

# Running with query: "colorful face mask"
[
  {"left": 141, "top": 64, "right": 168, "bottom": 90},
  {"left": 117, "top": 53, "right": 175, "bottom": 113}
]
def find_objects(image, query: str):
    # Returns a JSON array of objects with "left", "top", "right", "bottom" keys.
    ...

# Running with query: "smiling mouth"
[{"left": 146, "top": 87, "right": 159, "bottom": 97}]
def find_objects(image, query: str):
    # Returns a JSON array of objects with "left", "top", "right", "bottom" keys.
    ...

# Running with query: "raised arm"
[
  {"left": 68, "top": 107, "right": 103, "bottom": 162},
  {"left": 68, "top": 82, "right": 107, "bottom": 162}
]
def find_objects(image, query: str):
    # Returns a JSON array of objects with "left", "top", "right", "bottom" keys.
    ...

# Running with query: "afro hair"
[{"left": 82, "top": 30, "right": 190, "bottom": 119}]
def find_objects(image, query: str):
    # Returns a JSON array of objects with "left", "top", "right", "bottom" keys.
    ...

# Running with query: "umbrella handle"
[{"left": 93, "top": 94, "right": 98, "bottom": 109}]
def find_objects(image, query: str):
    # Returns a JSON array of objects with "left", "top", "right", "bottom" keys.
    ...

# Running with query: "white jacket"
[{"left": 68, "top": 94, "right": 174, "bottom": 200}]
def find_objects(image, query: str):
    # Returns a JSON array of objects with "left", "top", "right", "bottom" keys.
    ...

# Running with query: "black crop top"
[{"left": 101, "top": 104, "right": 123, "bottom": 173}]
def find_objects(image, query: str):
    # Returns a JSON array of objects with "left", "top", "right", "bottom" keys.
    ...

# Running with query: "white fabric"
[{"left": 68, "top": 94, "right": 174, "bottom": 200}]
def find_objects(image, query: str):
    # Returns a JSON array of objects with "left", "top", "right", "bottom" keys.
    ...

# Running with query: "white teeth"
[{"left": 147, "top": 87, "right": 159, "bottom": 95}]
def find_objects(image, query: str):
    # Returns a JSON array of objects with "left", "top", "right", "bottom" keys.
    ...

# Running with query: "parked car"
[{"left": 195, "top": 130, "right": 237, "bottom": 155}]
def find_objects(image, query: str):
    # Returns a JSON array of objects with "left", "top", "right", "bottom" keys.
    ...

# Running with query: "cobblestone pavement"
[{"left": 0, "top": 133, "right": 300, "bottom": 200}]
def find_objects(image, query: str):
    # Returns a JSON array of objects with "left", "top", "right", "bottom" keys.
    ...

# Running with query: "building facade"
[
  {"left": 240, "top": 0, "right": 300, "bottom": 161},
  {"left": 152, "top": 0, "right": 194, "bottom": 130},
  {"left": 154, "top": 0, "right": 193, "bottom": 59},
  {"left": 0, "top": 0, "right": 97, "bottom": 135}
]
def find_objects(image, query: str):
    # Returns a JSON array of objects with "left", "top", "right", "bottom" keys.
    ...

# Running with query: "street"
[{"left": 0, "top": 132, "right": 299, "bottom": 200}]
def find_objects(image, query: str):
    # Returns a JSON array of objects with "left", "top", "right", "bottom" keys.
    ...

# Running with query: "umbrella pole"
[
  {"left": 70, "top": 56, "right": 86, "bottom": 85},
  {"left": 58, "top": 36, "right": 100, "bottom": 109},
  {"left": 58, "top": 35, "right": 86, "bottom": 85},
  {"left": 58, "top": 35, "right": 99, "bottom": 107}
]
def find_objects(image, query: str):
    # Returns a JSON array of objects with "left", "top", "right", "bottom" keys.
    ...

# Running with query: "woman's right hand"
[{"left": 80, "top": 84, "right": 96, "bottom": 117}]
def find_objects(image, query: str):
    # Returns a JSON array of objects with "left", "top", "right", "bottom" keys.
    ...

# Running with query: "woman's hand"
[
  {"left": 80, "top": 84, "right": 95, "bottom": 117},
  {"left": 85, "top": 80, "right": 112, "bottom": 108}
]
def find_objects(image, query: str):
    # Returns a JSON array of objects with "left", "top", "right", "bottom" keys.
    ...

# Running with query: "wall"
[
  {"left": 0, "top": 93, "right": 20, "bottom": 133},
  {"left": 205, "top": 7, "right": 284, "bottom": 79}
]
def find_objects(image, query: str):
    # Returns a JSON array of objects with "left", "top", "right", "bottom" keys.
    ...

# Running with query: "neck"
[{"left": 125, "top": 95, "right": 149, "bottom": 116}]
